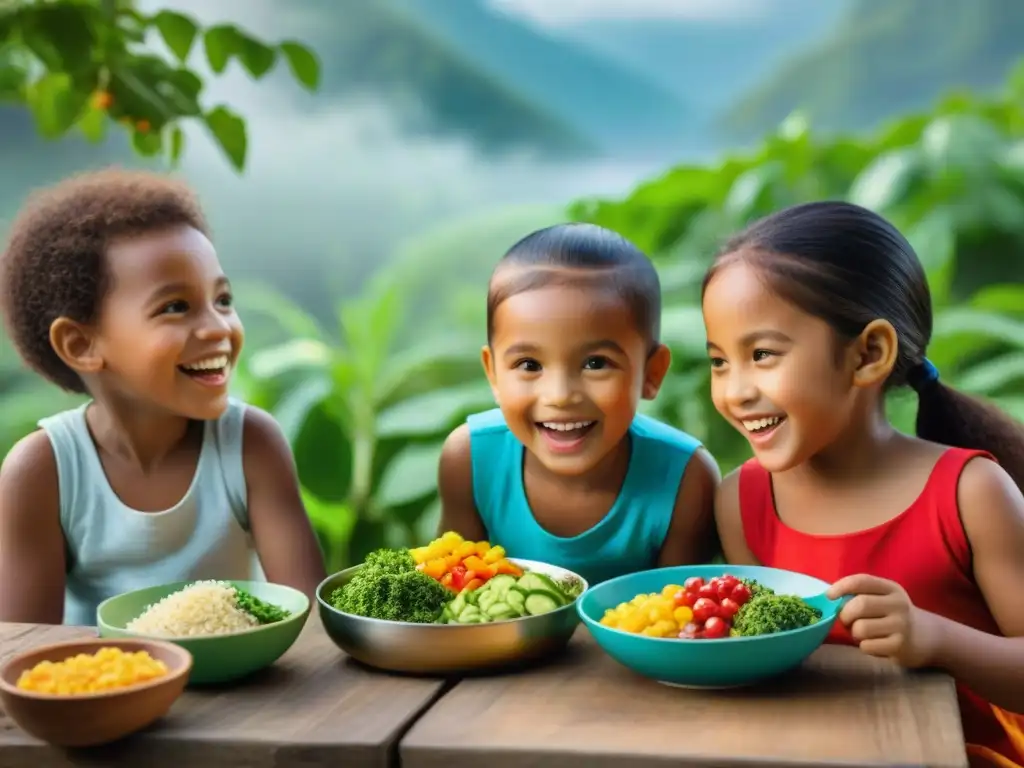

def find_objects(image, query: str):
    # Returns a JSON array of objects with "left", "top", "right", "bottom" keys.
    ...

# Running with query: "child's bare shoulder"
[{"left": 1, "top": 428, "right": 59, "bottom": 492}]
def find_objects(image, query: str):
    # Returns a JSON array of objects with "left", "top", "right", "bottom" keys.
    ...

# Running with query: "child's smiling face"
[
  {"left": 702, "top": 259, "right": 859, "bottom": 472},
  {"left": 483, "top": 282, "right": 669, "bottom": 477},
  {"left": 89, "top": 224, "right": 244, "bottom": 420}
]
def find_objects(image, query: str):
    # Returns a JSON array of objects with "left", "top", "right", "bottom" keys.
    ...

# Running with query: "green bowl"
[{"left": 97, "top": 580, "right": 310, "bottom": 685}]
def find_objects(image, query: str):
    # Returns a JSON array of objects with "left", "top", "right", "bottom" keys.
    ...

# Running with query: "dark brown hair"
[
  {"left": 486, "top": 222, "right": 661, "bottom": 345},
  {"left": 702, "top": 200, "right": 1024, "bottom": 488},
  {"left": 0, "top": 168, "right": 209, "bottom": 393}
]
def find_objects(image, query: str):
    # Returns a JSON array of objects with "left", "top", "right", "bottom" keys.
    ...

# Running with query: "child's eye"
[
  {"left": 709, "top": 357, "right": 726, "bottom": 369},
  {"left": 514, "top": 358, "right": 541, "bottom": 372},
  {"left": 216, "top": 292, "right": 234, "bottom": 308},
  {"left": 752, "top": 349, "right": 776, "bottom": 362},
  {"left": 159, "top": 300, "right": 189, "bottom": 315},
  {"left": 582, "top": 356, "right": 610, "bottom": 370}
]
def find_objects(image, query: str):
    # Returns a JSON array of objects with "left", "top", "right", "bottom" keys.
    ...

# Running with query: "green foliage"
[
  {"left": 233, "top": 274, "right": 494, "bottom": 571},
  {"left": 572, "top": 59, "right": 1024, "bottom": 475},
  {"left": 0, "top": 0, "right": 320, "bottom": 171}
]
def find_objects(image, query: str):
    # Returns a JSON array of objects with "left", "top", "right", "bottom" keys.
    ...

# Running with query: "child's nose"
[
  {"left": 724, "top": 370, "right": 759, "bottom": 408},
  {"left": 541, "top": 372, "right": 582, "bottom": 407},
  {"left": 194, "top": 308, "right": 234, "bottom": 340}
]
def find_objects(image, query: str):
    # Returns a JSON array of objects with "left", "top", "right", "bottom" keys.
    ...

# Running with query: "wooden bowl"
[{"left": 0, "top": 637, "right": 192, "bottom": 747}]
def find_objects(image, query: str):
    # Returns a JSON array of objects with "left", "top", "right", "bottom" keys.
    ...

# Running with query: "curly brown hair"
[{"left": 0, "top": 167, "right": 210, "bottom": 393}]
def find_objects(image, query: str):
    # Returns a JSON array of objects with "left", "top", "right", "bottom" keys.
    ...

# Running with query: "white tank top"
[{"left": 38, "top": 397, "right": 264, "bottom": 626}]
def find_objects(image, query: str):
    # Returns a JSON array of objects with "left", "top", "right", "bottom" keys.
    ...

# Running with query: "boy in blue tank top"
[
  {"left": 438, "top": 223, "right": 720, "bottom": 585},
  {"left": 0, "top": 170, "right": 326, "bottom": 625}
]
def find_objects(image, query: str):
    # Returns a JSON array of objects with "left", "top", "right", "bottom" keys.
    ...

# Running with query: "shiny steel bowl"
[{"left": 316, "top": 558, "right": 588, "bottom": 675}]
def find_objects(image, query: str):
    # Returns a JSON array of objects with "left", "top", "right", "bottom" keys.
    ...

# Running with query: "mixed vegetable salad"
[
  {"left": 328, "top": 532, "right": 584, "bottom": 625},
  {"left": 600, "top": 573, "right": 821, "bottom": 640}
]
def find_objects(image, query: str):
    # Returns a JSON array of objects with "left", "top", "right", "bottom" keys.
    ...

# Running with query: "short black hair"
[
  {"left": 0, "top": 167, "right": 209, "bottom": 393},
  {"left": 486, "top": 222, "right": 661, "bottom": 345}
]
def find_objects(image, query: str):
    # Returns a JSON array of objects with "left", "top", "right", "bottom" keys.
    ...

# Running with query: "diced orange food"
[
  {"left": 411, "top": 533, "right": 522, "bottom": 590},
  {"left": 17, "top": 647, "right": 169, "bottom": 695}
]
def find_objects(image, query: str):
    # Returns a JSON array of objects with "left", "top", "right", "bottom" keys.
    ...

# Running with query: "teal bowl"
[
  {"left": 577, "top": 565, "right": 846, "bottom": 689},
  {"left": 97, "top": 580, "right": 310, "bottom": 685}
]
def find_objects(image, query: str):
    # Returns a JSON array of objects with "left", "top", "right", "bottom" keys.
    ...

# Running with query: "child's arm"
[
  {"left": 242, "top": 407, "right": 327, "bottom": 600},
  {"left": 657, "top": 447, "right": 721, "bottom": 566},
  {"left": 711, "top": 468, "right": 761, "bottom": 565},
  {"left": 0, "top": 432, "right": 66, "bottom": 623},
  {"left": 926, "top": 456, "right": 1024, "bottom": 711},
  {"left": 437, "top": 424, "right": 487, "bottom": 541},
  {"left": 831, "top": 457, "right": 1024, "bottom": 713}
]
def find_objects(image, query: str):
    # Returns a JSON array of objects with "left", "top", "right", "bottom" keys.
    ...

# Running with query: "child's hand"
[{"left": 827, "top": 574, "right": 941, "bottom": 669}]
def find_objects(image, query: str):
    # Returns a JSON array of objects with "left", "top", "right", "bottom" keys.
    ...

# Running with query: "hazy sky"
[{"left": 488, "top": 0, "right": 773, "bottom": 25}]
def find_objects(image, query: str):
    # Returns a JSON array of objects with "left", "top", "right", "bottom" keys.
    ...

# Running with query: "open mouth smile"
[
  {"left": 739, "top": 414, "right": 786, "bottom": 444},
  {"left": 178, "top": 354, "right": 231, "bottom": 387},
  {"left": 536, "top": 420, "right": 597, "bottom": 454}
]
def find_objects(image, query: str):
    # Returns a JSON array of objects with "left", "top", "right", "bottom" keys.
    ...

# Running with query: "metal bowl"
[{"left": 316, "top": 558, "right": 588, "bottom": 675}]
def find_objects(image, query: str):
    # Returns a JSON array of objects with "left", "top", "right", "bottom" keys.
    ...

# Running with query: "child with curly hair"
[{"left": 0, "top": 169, "right": 326, "bottom": 625}]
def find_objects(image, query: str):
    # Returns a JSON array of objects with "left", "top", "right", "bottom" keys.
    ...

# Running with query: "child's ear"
[
  {"left": 480, "top": 344, "right": 499, "bottom": 403},
  {"left": 49, "top": 317, "right": 103, "bottom": 377},
  {"left": 641, "top": 343, "right": 672, "bottom": 400},
  {"left": 850, "top": 319, "right": 898, "bottom": 388}
]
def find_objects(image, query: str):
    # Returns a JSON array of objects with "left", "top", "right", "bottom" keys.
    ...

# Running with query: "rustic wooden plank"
[
  {"left": 400, "top": 627, "right": 968, "bottom": 768},
  {"left": 0, "top": 618, "right": 447, "bottom": 768}
]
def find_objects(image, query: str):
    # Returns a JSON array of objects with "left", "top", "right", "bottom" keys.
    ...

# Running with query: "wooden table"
[
  {"left": 401, "top": 628, "right": 969, "bottom": 768},
  {"left": 0, "top": 617, "right": 446, "bottom": 768}
]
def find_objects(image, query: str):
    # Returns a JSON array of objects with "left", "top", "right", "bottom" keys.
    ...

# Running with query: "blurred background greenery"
[{"left": 2, "top": 0, "right": 1023, "bottom": 572}]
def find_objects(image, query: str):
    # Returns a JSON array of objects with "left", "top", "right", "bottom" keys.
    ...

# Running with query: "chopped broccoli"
[
  {"left": 556, "top": 575, "right": 585, "bottom": 599},
  {"left": 233, "top": 587, "right": 290, "bottom": 624},
  {"left": 738, "top": 577, "right": 775, "bottom": 599},
  {"left": 731, "top": 593, "right": 822, "bottom": 637},
  {"left": 329, "top": 547, "right": 451, "bottom": 623}
]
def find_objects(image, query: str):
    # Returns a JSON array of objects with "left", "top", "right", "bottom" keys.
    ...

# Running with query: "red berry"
[
  {"left": 719, "top": 597, "right": 741, "bottom": 619},
  {"left": 684, "top": 576, "right": 704, "bottom": 591},
  {"left": 703, "top": 616, "right": 729, "bottom": 639},
  {"left": 730, "top": 583, "right": 753, "bottom": 605},
  {"left": 692, "top": 597, "right": 719, "bottom": 623}
]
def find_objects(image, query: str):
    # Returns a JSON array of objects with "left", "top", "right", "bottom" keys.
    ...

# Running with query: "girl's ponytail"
[{"left": 912, "top": 359, "right": 1024, "bottom": 489}]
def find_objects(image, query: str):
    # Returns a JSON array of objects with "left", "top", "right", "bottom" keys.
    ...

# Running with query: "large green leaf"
[
  {"left": 204, "top": 105, "right": 247, "bottom": 171},
  {"left": 25, "top": 72, "right": 87, "bottom": 137},
  {"left": 955, "top": 353, "right": 1024, "bottom": 396},
  {"left": 292, "top": 401, "right": 353, "bottom": 504},
  {"left": 278, "top": 41, "right": 321, "bottom": 90},
  {"left": 374, "top": 441, "right": 443, "bottom": 508},
  {"left": 151, "top": 10, "right": 198, "bottom": 62},
  {"left": 376, "top": 381, "right": 494, "bottom": 439},
  {"left": 247, "top": 338, "right": 333, "bottom": 380}
]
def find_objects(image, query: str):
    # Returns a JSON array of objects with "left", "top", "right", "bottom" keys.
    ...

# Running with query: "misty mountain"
[
  {"left": 388, "top": 0, "right": 698, "bottom": 158},
  {"left": 557, "top": 0, "right": 843, "bottom": 113},
  {"left": 723, "top": 0, "right": 1024, "bottom": 137}
]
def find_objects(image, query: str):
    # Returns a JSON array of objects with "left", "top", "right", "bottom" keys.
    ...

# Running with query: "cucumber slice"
[
  {"left": 524, "top": 572, "right": 565, "bottom": 599},
  {"left": 490, "top": 610, "right": 518, "bottom": 622},
  {"left": 465, "top": 588, "right": 481, "bottom": 606},
  {"left": 487, "top": 574, "right": 516, "bottom": 594},
  {"left": 515, "top": 573, "right": 550, "bottom": 593},
  {"left": 524, "top": 591, "right": 561, "bottom": 616},
  {"left": 449, "top": 593, "right": 466, "bottom": 616},
  {"left": 478, "top": 590, "right": 499, "bottom": 612},
  {"left": 506, "top": 587, "right": 526, "bottom": 611},
  {"left": 457, "top": 606, "right": 483, "bottom": 624},
  {"left": 485, "top": 601, "right": 512, "bottom": 617}
]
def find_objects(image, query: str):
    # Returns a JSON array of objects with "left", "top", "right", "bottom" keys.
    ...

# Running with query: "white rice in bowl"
[{"left": 125, "top": 580, "right": 259, "bottom": 637}]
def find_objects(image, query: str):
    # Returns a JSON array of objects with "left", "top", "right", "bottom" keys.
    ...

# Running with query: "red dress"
[{"left": 739, "top": 448, "right": 1024, "bottom": 768}]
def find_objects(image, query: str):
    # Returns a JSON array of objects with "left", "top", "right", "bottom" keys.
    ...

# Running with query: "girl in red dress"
[{"left": 702, "top": 201, "right": 1024, "bottom": 768}]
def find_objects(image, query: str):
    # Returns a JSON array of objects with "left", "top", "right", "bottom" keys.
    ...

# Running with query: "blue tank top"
[{"left": 466, "top": 408, "right": 702, "bottom": 586}]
